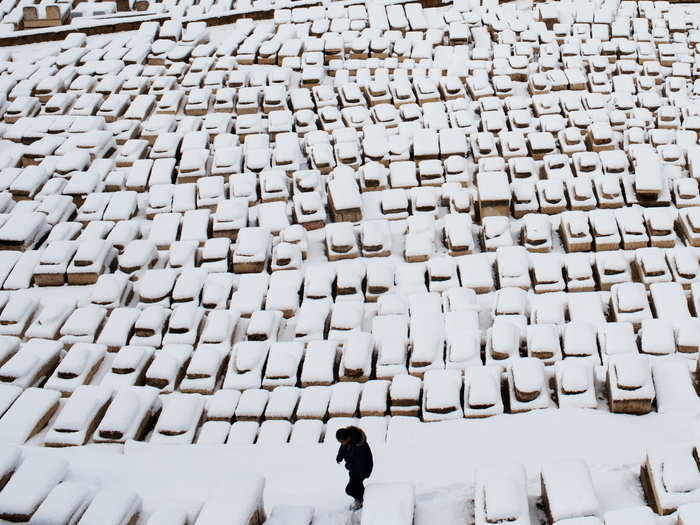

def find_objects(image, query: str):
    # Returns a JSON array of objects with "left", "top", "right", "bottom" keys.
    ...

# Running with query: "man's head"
[{"left": 336, "top": 428, "right": 351, "bottom": 445}]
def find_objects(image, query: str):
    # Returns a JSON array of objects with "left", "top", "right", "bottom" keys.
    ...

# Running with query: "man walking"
[{"left": 336, "top": 426, "right": 373, "bottom": 509}]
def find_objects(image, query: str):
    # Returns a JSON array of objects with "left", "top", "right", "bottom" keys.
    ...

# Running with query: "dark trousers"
[{"left": 345, "top": 474, "right": 367, "bottom": 501}]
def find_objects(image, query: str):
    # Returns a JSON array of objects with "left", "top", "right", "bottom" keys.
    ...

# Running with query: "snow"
[
  {"left": 600, "top": 323, "right": 638, "bottom": 361},
  {"left": 145, "top": 508, "right": 189, "bottom": 525},
  {"left": 224, "top": 341, "right": 268, "bottom": 390},
  {"left": 328, "top": 382, "right": 362, "bottom": 417},
  {"left": 97, "top": 308, "right": 140, "bottom": 349},
  {"left": 0, "top": 384, "right": 22, "bottom": 417},
  {"left": 678, "top": 503, "right": 700, "bottom": 525},
  {"left": 390, "top": 375, "right": 421, "bottom": 405},
  {"left": 166, "top": 304, "right": 204, "bottom": 341},
  {"left": 152, "top": 394, "right": 203, "bottom": 443},
  {"left": 26, "top": 481, "right": 92, "bottom": 525},
  {"left": 46, "top": 344, "right": 105, "bottom": 393},
  {"left": 138, "top": 269, "right": 177, "bottom": 302},
  {"left": 194, "top": 477, "right": 264, "bottom": 525},
  {"left": 266, "top": 504, "right": 314, "bottom": 525},
  {"left": 235, "top": 389, "right": 270, "bottom": 420},
  {"left": 650, "top": 282, "right": 691, "bottom": 320},
  {"left": 265, "top": 387, "right": 300, "bottom": 420},
  {"left": 96, "top": 386, "right": 159, "bottom": 443},
  {"left": 258, "top": 420, "right": 292, "bottom": 445},
  {"left": 328, "top": 176, "right": 362, "bottom": 211},
  {"left": 296, "top": 386, "right": 331, "bottom": 420},
  {"left": 423, "top": 369, "right": 462, "bottom": 421},
  {"left": 361, "top": 483, "right": 414, "bottom": 525},
  {"left": 186, "top": 346, "right": 223, "bottom": 381},
  {"left": 556, "top": 361, "right": 596, "bottom": 409},
  {"left": 0, "top": 338, "right": 61, "bottom": 387},
  {"left": 227, "top": 421, "right": 259, "bottom": 445},
  {"left": 288, "top": 420, "right": 323, "bottom": 445},
  {"left": 541, "top": 460, "right": 599, "bottom": 522},
  {"left": 652, "top": 359, "right": 700, "bottom": 413},
  {"left": 57, "top": 345, "right": 89, "bottom": 379},
  {"left": 50, "top": 385, "right": 109, "bottom": 433},
  {"left": 602, "top": 506, "right": 656, "bottom": 525},
  {"left": 662, "top": 451, "right": 700, "bottom": 493},
  {"left": 78, "top": 488, "right": 140, "bottom": 525},
  {"left": 247, "top": 310, "right": 282, "bottom": 341},
  {"left": 340, "top": 332, "right": 373, "bottom": 380},
  {"left": 612, "top": 355, "right": 652, "bottom": 393},
  {"left": 464, "top": 366, "right": 502, "bottom": 416},
  {"left": 206, "top": 390, "right": 241, "bottom": 422},
  {"left": 360, "top": 380, "right": 389, "bottom": 415},
  {"left": 7, "top": 4, "right": 700, "bottom": 522},
  {"left": 475, "top": 463, "right": 528, "bottom": 525},
  {"left": 0, "top": 455, "right": 67, "bottom": 521},
  {"left": 295, "top": 300, "right": 331, "bottom": 340},
  {"left": 235, "top": 227, "right": 271, "bottom": 259},
  {"left": 640, "top": 320, "right": 675, "bottom": 356},
  {"left": 202, "top": 274, "right": 235, "bottom": 309},
  {"left": 107, "top": 345, "right": 153, "bottom": 377},
  {"left": 676, "top": 320, "right": 700, "bottom": 354},
  {"left": 0, "top": 295, "right": 37, "bottom": 328},
  {"left": 60, "top": 305, "right": 106, "bottom": 343},
  {"left": 300, "top": 341, "right": 336, "bottom": 386}
]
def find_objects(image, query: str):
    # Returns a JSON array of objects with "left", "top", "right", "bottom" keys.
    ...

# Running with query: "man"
[{"left": 336, "top": 426, "right": 373, "bottom": 509}]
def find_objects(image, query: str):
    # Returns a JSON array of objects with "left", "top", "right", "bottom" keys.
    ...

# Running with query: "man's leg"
[
  {"left": 355, "top": 476, "right": 366, "bottom": 502},
  {"left": 345, "top": 475, "right": 365, "bottom": 502}
]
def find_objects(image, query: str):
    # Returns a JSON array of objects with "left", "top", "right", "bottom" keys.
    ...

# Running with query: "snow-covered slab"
[
  {"left": 265, "top": 386, "right": 300, "bottom": 420},
  {"left": 145, "top": 343, "right": 193, "bottom": 393},
  {"left": 0, "top": 339, "right": 62, "bottom": 388},
  {"left": 265, "top": 504, "right": 313, "bottom": 525},
  {"left": 296, "top": 386, "right": 331, "bottom": 420},
  {"left": 226, "top": 421, "right": 259, "bottom": 445},
  {"left": 94, "top": 386, "right": 160, "bottom": 444},
  {"left": 78, "top": 487, "right": 141, "bottom": 525},
  {"left": 151, "top": 393, "right": 205, "bottom": 445},
  {"left": 650, "top": 282, "right": 691, "bottom": 321},
  {"left": 44, "top": 343, "right": 106, "bottom": 396},
  {"left": 0, "top": 383, "right": 22, "bottom": 419},
  {"left": 423, "top": 369, "right": 462, "bottom": 422},
  {"left": 645, "top": 444, "right": 700, "bottom": 515},
  {"left": 463, "top": 366, "right": 503, "bottom": 418},
  {"left": 474, "top": 463, "right": 530, "bottom": 525},
  {"left": 235, "top": 389, "right": 270, "bottom": 422},
  {"left": 194, "top": 476, "right": 264, "bottom": 525},
  {"left": 300, "top": 340, "right": 337, "bottom": 387},
  {"left": 257, "top": 420, "right": 292, "bottom": 445},
  {"left": 652, "top": 359, "right": 700, "bottom": 414},
  {"left": 555, "top": 360, "right": 597, "bottom": 410},
  {"left": 607, "top": 354, "right": 654, "bottom": 415},
  {"left": 507, "top": 358, "right": 551, "bottom": 414},
  {"left": 44, "top": 384, "right": 112, "bottom": 447},
  {"left": 0, "top": 387, "right": 59, "bottom": 444},
  {"left": 27, "top": 480, "right": 94, "bottom": 525},
  {"left": 602, "top": 505, "right": 656, "bottom": 525},
  {"left": 101, "top": 345, "right": 155, "bottom": 390},
  {"left": 206, "top": 389, "right": 241, "bottom": 422},
  {"left": 263, "top": 342, "right": 304, "bottom": 389},
  {"left": 541, "top": 459, "right": 599, "bottom": 523},
  {"left": 224, "top": 341, "right": 270, "bottom": 391},
  {"left": 0, "top": 454, "right": 67, "bottom": 522},
  {"left": 361, "top": 483, "right": 414, "bottom": 525}
]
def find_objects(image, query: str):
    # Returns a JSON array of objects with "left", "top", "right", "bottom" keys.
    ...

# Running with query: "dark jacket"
[{"left": 336, "top": 426, "right": 373, "bottom": 479}]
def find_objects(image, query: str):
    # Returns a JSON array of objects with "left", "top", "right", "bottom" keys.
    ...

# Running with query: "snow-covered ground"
[
  {"left": 9, "top": 407, "right": 697, "bottom": 523},
  {"left": 2, "top": 0, "right": 700, "bottom": 521}
]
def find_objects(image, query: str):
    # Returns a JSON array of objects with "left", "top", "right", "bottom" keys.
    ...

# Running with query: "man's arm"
[
  {"left": 357, "top": 444, "right": 373, "bottom": 477},
  {"left": 336, "top": 445, "right": 346, "bottom": 463}
]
